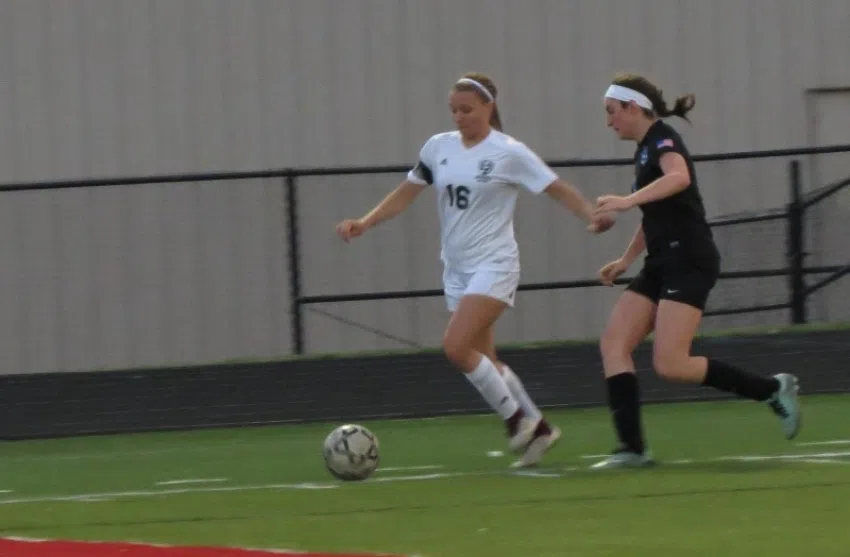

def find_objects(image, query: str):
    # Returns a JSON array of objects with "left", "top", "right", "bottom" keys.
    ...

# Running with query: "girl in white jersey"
[{"left": 337, "top": 72, "right": 614, "bottom": 467}]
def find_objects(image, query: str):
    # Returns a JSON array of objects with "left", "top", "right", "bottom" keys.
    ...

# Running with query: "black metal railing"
[
  {"left": 1, "top": 144, "right": 849, "bottom": 355},
  {"left": 292, "top": 150, "right": 850, "bottom": 353}
]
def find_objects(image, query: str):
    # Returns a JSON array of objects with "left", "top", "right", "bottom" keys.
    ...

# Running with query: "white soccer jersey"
[{"left": 406, "top": 130, "right": 558, "bottom": 273}]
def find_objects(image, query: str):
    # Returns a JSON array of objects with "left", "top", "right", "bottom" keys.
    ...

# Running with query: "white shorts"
[{"left": 442, "top": 267, "right": 520, "bottom": 312}]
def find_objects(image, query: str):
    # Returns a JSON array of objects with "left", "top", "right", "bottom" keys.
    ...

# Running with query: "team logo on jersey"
[
  {"left": 475, "top": 159, "right": 495, "bottom": 182},
  {"left": 638, "top": 147, "right": 648, "bottom": 166}
]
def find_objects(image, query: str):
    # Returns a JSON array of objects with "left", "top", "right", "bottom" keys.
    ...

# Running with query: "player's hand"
[
  {"left": 588, "top": 213, "right": 616, "bottom": 234},
  {"left": 336, "top": 218, "right": 369, "bottom": 243},
  {"left": 599, "top": 258, "right": 629, "bottom": 286},
  {"left": 594, "top": 195, "right": 634, "bottom": 214}
]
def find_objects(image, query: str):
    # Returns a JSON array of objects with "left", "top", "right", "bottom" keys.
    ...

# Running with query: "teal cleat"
[
  {"left": 589, "top": 449, "right": 656, "bottom": 470},
  {"left": 768, "top": 373, "right": 801, "bottom": 440}
]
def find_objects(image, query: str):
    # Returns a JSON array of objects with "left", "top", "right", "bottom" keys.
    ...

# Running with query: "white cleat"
[
  {"left": 511, "top": 426, "right": 562, "bottom": 468},
  {"left": 508, "top": 417, "right": 541, "bottom": 454}
]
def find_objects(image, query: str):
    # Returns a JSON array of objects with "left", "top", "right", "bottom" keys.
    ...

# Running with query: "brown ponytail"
[
  {"left": 612, "top": 72, "right": 696, "bottom": 124},
  {"left": 658, "top": 94, "right": 696, "bottom": 123}
]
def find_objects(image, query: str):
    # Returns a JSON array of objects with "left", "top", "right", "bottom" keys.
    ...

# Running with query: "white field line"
[
  {"left": 376, "top": 465, "right": 444, "bottom": 472},
  {"left": 717, "top": 450, "right": 850, "bottom": 462},
  {"left": 370, "top": 472, "right": 470, "bottom": 483},
  {"left": 1, "top": 451, "right": 848, "bottom": 506},
  {"left": 798, "top": 458, "right": 850, "bottom": 465},
  {"left": 796, "top": 439, "right": 850, "bottom": 447},
  {"left": 579, "top": 450, "right": 850, "bottom": 463},
  {"left": 0, "top": 473, "right": 477, "bottom": 506},
  {"left": 155, "top": 478, "right": 229, "bottom": 486},
  {"left": 0, "top": 482, "right": 340, "bottom": 505}
]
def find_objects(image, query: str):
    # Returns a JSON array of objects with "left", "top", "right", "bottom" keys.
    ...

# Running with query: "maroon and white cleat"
[
  {"left": 505, "top": 410, "right": 541, "bottom": 453},
  {"left": 511, "top": 420, "right": 562, "bottom": 468}
]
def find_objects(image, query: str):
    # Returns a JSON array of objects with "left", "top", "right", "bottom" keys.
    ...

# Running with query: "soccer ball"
[{"left": 323, "top": 424, "right": 380, "bottom": 481}]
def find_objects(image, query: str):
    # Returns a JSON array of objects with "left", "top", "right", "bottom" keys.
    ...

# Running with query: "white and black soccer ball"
[{"left": 323, "top": 424, "right": 380, "bottom": 481}]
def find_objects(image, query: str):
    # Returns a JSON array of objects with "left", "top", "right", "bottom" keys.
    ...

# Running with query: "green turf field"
[{"left": 1, "top": 393, "right": 849, "bottom": 556}]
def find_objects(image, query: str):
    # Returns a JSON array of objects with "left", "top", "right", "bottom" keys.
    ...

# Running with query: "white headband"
[
  {"left": 456, "top": 78, "right": 494, "bottom": 102},
  {"left": 604, "top": 84, "right": 653, "bottom": 110}
]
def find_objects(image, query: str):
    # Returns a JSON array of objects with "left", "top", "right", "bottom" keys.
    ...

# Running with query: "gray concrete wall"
[{"left": 0, "top": 0, "right": 848, "bottom": 373}]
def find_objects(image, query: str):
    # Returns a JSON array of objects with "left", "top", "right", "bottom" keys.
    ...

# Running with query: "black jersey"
[{"left": 632, "top": 120, "right": 717, "bottom": 263}]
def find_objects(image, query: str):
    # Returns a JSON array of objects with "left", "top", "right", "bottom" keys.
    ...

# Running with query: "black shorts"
[{"left": 627, "top": 256, "right": 720, "bottom": 311}]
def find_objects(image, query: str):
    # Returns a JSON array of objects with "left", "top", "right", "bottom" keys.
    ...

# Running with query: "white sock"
[
  {"left": 501, "top": 365, "right": 543, "bottom": 421},
  {"left": 465, "top": 356, "right": 520, "bottom": 420}
]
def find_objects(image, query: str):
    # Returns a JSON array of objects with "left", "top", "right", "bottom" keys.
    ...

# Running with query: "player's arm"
[
  {"left": 507, "top": 142, "right": 598, "bottom": 223},
  {"left": 625, "top": 152, "right": 691, "bottom": 207},
  {"left": 543, "top": 179, "right": 596, "bottom": 223},
  {"left": 358, "top": 180, "right": 427, "bottom": 230},
  {"left": 511, "top": 141, "right": 613, "bottom": 232},
  {"left": 339, "top": 135, "right": 436, "bottom": 241},
  {"left": 358, "top": 134, "right": 439, "bottom": 229},
  {"left": 620, "top": 223, "right": 646, "bottom": 265}
]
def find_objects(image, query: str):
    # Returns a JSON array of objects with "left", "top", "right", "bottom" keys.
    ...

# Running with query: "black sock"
[
  {"left": 605, "top": 372, "right": 645, "bottom": 455},
  {"left": 702, "top": 359, "right": 780, "bottom": 401}
]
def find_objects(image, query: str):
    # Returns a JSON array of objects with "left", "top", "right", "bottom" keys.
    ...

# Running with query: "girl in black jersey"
[{"left": 588, "top": 73, "right": 801, "bottom": 469}]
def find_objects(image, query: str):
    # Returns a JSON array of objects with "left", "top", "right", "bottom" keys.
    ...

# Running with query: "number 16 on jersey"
[{"left": 446, "top": 184, "right": 470, "bottom": 209}]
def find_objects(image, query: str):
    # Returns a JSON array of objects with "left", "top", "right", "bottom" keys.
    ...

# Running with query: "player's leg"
[
  {"left": 652, "top": 270, "right": 801, "bottom": 439},
  {"left": 475, "top": 325, "right": 543, "bottom": 422},
  {"left": 590, "top": 265, "right": 661, "bottom": 470},
  {"left": 474, "top": 325, "right": 561, "bottom": 467},
  {"left": 444, "top": 294, "right": 539, "bottom": 452}
]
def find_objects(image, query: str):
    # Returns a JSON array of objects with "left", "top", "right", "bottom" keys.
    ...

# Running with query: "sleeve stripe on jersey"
[{"left": 412, "top": 160, "right": 434, "bottom": 185}]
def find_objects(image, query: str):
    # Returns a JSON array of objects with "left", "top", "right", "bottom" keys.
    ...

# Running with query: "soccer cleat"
[
  {"left": 589, "top": 449, "right": 656, "bottom": 470},
  {"left": 511, "top": 425, "right": 562, "bottom": 468},
  {"left": 768, "top": 373, "right": 801, "bottom": 440},
  {"left": 507, "top": 415, "right": 541, "bottom": 454}
]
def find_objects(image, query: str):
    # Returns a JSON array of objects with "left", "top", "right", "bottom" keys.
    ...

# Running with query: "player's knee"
[
  {"left": 652, "top": 350, "right": 687, "bottom": 381},
  {"left": 599, "top": 329, "right": 617, "bottom": 357},
  {"left": 600, "top": 327, "right": 630, "bottom": 362},
  {"left": 442, "top": 332, "right": 472, "bottom": 369}
]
